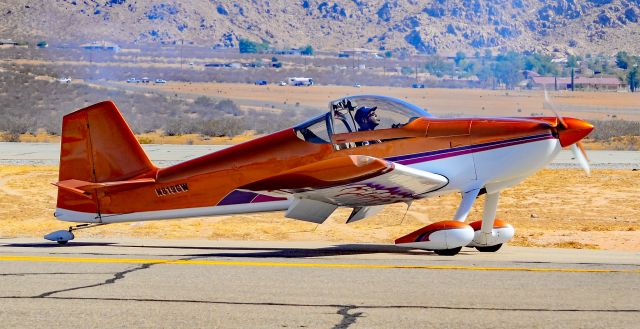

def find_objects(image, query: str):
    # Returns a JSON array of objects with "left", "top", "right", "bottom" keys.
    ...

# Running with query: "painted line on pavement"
[{"left": 0, "top": 255, "right": 638, "bottom": 273}]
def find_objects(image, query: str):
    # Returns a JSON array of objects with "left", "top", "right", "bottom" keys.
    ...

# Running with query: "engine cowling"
[
  {"left": 395, "top": 221, "right": 474, "bottom": 250},
  {"left": 466, "top": 219, "right": 515, "bottom": 247}
]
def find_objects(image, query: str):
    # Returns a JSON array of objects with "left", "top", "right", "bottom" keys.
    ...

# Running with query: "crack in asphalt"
[
  {"left": 333, "top": 305, "right": 364, "bottom": 329},
  {"left": 0, "top": 296, "right": 637, "bottom": 313},
  {"left": 35, "top": 262, "right": 157, "bottom": 298}
]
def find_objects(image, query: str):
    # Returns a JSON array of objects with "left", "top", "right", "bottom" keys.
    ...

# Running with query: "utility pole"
[
  {"left": 180, "top": 39, "right": 184, "bottom": 70},
  {"left": 570, "top": 67, "right": 575, "bottom": 92}
]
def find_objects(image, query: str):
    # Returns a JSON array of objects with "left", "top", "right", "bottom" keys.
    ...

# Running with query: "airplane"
[{"left": 45, "top": 94, "right": 593, "bottom": 255}]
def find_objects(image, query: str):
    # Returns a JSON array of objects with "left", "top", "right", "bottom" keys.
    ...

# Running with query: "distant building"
[
  {"left": 340, "top": 48, "right": 380, "bottom": 58},
  {"left": 530, "top": 76, "right": 624, "bottom": 91},
  {"left": 0, "top": 39, "right": 18, "bottom": 45},
  {"left": 0, "top": 39, "right": 26, "bottom": 47},
  {"left": 80, "top": 41, "right": 120, "bottom": 51}
]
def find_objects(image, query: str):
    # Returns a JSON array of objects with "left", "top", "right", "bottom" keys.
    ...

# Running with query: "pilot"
[
  {"left": 354, "top": 106, "right": 380, "bottom": 146},
  {"left": 354, "top": 106, "right": 380, "bottom": 131}
]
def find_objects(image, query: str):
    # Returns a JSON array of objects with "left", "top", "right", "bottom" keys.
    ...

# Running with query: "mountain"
[{"left": 1, "top": 0, "right": 639, "bottom": 55}]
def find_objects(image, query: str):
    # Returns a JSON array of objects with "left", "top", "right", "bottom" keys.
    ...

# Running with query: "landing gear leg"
[
  {"left": 478, "top": 192, "right": 499, "bottom": 245},
  {"left": 44, "top": 223, "right": 107, "bottom": 245}
]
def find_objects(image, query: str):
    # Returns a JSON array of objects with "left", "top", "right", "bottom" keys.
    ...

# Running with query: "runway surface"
[
  {"left": 0, "top": 239, "right": 638, "bottom": 328},
  {"left": 0, "top": 142, "right": 638, "bottom": 169}
]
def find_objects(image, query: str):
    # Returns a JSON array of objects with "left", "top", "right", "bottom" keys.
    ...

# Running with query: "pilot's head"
[{"left": 354, "top": 106, "right": 380, "bottom": 131}]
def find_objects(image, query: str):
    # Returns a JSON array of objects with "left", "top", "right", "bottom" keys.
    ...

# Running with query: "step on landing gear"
[{"left": 44, "top": 223, "right": 107, "bottom": 245}]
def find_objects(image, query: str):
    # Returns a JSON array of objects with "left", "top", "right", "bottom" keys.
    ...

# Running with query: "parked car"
[
  {"left": 56, "top": 77, "right": 71, "bottom": 83},
  {"left": 141, "top": 77, "right": 150, "bottom": 83},
  {"left": 126, "top": 77, "right": 139, "bottom": 83},
  {"left": 254, "top": 80, "right": 268, "bottom": 85},
  {"left": 411, "top": 83, "right": 425, "bottom": 88},
  {"left": 278, "top": 81, "right": 287, "bottom": 86},
  {"left": 154, "top": 79, "right": 167, "bottom": 84},
  {"left": 353, "top": 83, "right": 361, "bottom": 88}
]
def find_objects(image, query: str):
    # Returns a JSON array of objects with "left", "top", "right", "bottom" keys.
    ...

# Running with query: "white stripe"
[{"left": 55, "top": 200, "right": 293, "bottom": 224}]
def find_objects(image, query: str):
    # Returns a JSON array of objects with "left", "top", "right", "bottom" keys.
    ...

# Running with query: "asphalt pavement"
[{"left": 0, "top": 239, "right": 638, "bottom": 328}]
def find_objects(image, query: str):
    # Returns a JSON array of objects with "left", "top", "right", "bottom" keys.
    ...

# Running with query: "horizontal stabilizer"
[{"left": 54, "top": 178, "right": 156, "bottom": 198}]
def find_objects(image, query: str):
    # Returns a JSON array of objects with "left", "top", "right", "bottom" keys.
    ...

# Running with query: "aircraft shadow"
[{"left": 1, "top": 241, "right": 475, "bottom": 258}]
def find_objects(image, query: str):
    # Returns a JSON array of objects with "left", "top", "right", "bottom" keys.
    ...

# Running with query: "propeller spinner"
[{"left": 544, "top": 90, "right": 594, "bottom": 176}]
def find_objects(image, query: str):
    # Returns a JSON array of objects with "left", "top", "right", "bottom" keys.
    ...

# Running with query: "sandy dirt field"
[
  {"left": 151, "top": 83, "right": 640, "bottom": 121},
  {"left": 0, "top": 165, "right": 637, "bottom": 251}
]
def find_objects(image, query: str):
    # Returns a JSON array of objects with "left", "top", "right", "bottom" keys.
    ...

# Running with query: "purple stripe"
[
  {"left": 397, "top": 135, "right": 554, "bottom": 165},
  {"left": 387, "top": 133, "right": 552, "bottom": 163},
  {"left": 218, "top": 191, "right": 287, "bottom": 206},
  {"left": 218, "top": 190, "right": 258, "bottom": 206},
  {"left": 253, "top": 194, "right": 287, "bottom": 203}
]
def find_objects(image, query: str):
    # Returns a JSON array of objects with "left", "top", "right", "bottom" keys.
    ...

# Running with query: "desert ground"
[{"left": 1, "top": 165, "right": 638, "bottom": 251}]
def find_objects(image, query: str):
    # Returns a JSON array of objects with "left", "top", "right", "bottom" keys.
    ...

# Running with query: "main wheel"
[
  {"left": 433, "top": 247, "right": 462, "bottom": 256},
  {"left": 57, "top": 240, "right": 68, "bottom": 245},
  {"left": 476, "top": 244, "right": 502, "bottom": 252}
]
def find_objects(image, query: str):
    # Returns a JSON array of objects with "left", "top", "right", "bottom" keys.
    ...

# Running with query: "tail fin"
[
  {"left": 59, "top": 101, "right": 156, "bottom": 182},
  {"left": 56, "top": 101, "right": 156, "bottom": 218}
]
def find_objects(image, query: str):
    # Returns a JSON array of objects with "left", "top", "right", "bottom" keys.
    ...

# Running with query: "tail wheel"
[
  {"left": 433, "top": 247, "right": 462, "bottom": 256},
  {"left": 476, "top": 244, "right": 503, "bottom": 252}
]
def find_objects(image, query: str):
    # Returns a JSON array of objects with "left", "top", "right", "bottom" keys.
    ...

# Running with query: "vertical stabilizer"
[{"left": 56, "top": 101, "right": 156, "bottom": 216}]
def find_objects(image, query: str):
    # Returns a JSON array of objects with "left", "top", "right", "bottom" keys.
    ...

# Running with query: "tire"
[
  {"left": 57, "top": 240, "right": 68, "bottom": 245},
  {"left": 476, "top": 244, "right": 502, "bottom": 252},
  {"left": 433, "top": 247, "right": 462, "bottom": 256}
]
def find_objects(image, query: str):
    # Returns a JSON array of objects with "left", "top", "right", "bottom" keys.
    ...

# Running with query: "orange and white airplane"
[{"left": 46, "top": 95, "right": 593, "bottom": 255}]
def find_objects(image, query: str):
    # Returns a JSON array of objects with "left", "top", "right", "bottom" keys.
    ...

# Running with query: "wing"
[{"left": 241, "top": 155, "right": 448, "bottom": 223}]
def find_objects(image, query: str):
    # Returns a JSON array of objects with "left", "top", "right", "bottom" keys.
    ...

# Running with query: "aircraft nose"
[{"left": 557, "top": 118, "right": 594, "bottom": 147}]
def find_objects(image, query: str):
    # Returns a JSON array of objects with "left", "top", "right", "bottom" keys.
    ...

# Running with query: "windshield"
[{"left": 293, "top": 113, "right": 331, "bottom": 144}]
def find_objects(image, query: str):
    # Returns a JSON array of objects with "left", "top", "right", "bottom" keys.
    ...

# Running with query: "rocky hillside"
[{"left": 1, "top": 0, "right": 640, "bottom": 55}]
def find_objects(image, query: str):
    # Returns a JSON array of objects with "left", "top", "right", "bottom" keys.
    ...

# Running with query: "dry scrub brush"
[
  {"left": 0, "top": 68, "right": 322, "bottom": 140},
  {"left": 589, "top": 120, "right": 640, "bottom": 140}
]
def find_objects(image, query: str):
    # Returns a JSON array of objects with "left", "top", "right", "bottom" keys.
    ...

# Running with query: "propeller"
[{"left": 543, "top": 89, "right": 591, "bottom": 176}]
